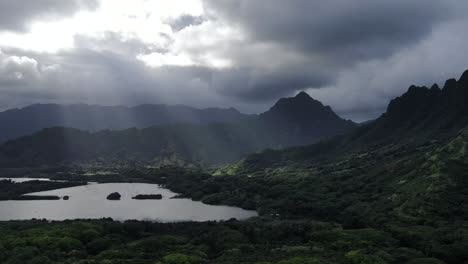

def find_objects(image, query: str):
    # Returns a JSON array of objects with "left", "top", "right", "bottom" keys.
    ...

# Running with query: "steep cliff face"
[{"left": 385, "top": 70, "right": 468, "bottom": 127}]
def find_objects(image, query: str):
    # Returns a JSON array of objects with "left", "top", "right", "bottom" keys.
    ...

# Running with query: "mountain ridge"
[
  {"left": 229, "top": 70, "right": 468, "bottom": 173},
  {"left": 0, "top": 103, "right": 256, "bottom": 142},
  {"left": 0, "top": 92, "right": 356, "bottom": 166}
]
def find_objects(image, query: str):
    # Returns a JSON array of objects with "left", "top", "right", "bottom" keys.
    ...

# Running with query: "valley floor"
[{"left": 0, "top": 162, "right": 467, "bottom": 264}]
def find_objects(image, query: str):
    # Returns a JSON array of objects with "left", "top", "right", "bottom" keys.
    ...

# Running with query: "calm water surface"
[{"left": 0, "top": 181, "right": 258, "bottom": 222}]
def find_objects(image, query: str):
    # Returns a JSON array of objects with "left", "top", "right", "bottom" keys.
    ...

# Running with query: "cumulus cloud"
[
  {"left": 0, "top": 54, "right": 39, "bottom": 84},
  {"left": 204, "top": 0, "right": 448, "bottom": 58},
  {"left": 0, "top": 46, "right": 230, "bottom": 112},
  {"left": 0, "top": 49, "right": 65, "bottom": 109}
]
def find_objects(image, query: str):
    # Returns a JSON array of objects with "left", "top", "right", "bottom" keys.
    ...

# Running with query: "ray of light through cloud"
[
  {"left": 0, "top": 0, "right": 467, "bottom": 121},
  {"left": 0, "top": 0, "right": 204, "bottom": 53}
]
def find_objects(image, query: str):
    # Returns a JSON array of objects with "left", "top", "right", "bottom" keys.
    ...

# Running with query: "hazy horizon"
[{"left": 0, "top": 90, "right": 367, "bottom": 121}]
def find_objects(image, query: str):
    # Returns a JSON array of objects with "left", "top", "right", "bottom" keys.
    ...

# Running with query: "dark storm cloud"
[
  {"left": 210, "top": 66, "right": 331, "bottom": 101},
  {"left": 201, "top": 0, "right": 455, "bottom": 102},
  {"left": 0, "top": 0, "right": 98, "bottom": 31},
  {"left": 204, "top": 0, "right": 448, "bottom": 59}
]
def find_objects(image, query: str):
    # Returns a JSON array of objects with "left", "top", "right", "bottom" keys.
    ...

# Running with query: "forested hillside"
[{"left": 150, "top": 71, "right": 468, "bottom": 263}]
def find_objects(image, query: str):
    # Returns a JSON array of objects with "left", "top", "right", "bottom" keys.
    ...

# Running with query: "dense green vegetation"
[
  {"left": 106, "top": 192, "right": 121, "bottom": 200},
  {"left": 133, "top": 194, "right": 163, "bottom": 200},
  {"left": 0, "top": 218, "right": 450, "bottom": 264},
  {"left": 12, "top": 195, "right": 61, "bottom": 200},
  {"left": 0, "top": 180, "right": 85, "bottom": 200},
  {"left": 150, "top": 129, "right": 468, "bottom": 263}
]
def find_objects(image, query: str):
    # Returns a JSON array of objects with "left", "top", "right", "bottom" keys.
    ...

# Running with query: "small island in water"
[
  {"left": 106, "top": 192, "right": 121, "bottom": 200},
  {"left": 14, "top": 195, "right": 61, "bottom": 200},
  {"left": 132, "top": 194, "right": 163, "bottom": 200}
]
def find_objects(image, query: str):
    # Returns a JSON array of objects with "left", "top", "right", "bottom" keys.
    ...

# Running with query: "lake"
[{"left": 0, "top": 181, "right": 258, "bottom": 222}]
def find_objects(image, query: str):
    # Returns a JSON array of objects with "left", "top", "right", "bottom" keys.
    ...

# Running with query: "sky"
[{"left": 0, "top": 0, "right": 467, "bottom": 121}]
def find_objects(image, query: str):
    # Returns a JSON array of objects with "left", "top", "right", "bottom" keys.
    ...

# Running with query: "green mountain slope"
[
  {"left": 205, "top": 70, "right": 468, "bottom": 220},
  {"left": 153, "top": 71, "right": 468, "bottom": 263}
]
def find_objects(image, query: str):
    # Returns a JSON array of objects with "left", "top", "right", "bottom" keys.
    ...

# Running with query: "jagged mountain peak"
[
  {"left": 294, "top": 91, "right": 313, "bottom": 99},
  {"left": 443, "top": 78, "right": 457, "bottom": 89},
  {"left": 257, "top": 91, "right": 356, "bottom": 146},
  {"left": 387, "top": 70, "right": 468, "bottom": 115},
  {"left": 368, "top": 69, "right": 468, "bottom": 142},
  {"left": 458, "top": 69, "right": 468, "bottom": 85},
  {"left": 430, "top": 83, "right": 441, "bottom": 91},
  {"left": 261, "top": 91, "right": 337, "bottom": 120}
]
